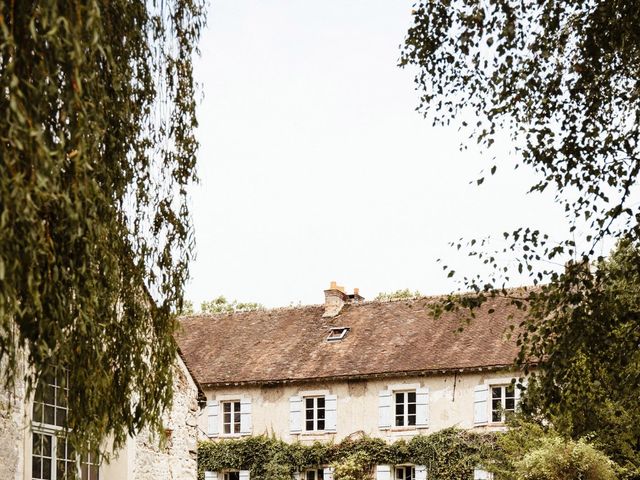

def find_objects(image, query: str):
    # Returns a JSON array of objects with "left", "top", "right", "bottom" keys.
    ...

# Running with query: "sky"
[{"left": 186, "top": 0, "right": 568, "bottom": 309}]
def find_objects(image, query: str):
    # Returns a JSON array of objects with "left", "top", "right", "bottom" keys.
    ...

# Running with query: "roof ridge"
[{"left": 179, "top": 286, "right": 533, "bottom": 319}]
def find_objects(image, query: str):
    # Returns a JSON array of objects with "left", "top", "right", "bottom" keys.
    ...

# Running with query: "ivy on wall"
[{"left": 198, "top": 429, "right": 496, "bottom": 480}]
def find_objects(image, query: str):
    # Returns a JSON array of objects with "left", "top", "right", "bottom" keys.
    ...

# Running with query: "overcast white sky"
[{"left": 186, "top": 0, "right": 568, "bottom": 308}]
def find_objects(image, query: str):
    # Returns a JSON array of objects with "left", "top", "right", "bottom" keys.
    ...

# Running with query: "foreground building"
[
  {"left": 177, "top": 283, "right": 525, "bottom": 480},
  {"left": 0, "top": 353, "right": 204, "bottom": 480}
]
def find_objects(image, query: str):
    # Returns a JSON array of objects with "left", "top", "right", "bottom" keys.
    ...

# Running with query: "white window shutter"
[
  {"left": 473, "top": 385, "right": 489, "bottom": 425},
  {"left": 324, "top": 467, "right": 334, "bottom": 480},
  {"left": 473, "top": 468, "right": 491, "bottom": 480},
  {"left": 325, "top": 394, "right": 337, "bottom": 432},
  {"left": 290, "top": 396, "right": 302, "bottom": 434},
  {"left": 415, "top": 465, "right": 427, "bottom": 480},
  {"left": 416, "top": 387, "right": 429, "bottom": 427},
  {"left": 205, "top": 472, "right": 218, "bottom": 480},
  {"left": 207, "top": 400, "right": 219, "bottom": 437},
  {"left": 240, "top": 471, "right": 250, "bottom": 480},
  {"left": 376, "top": 465, "right": 391, "bottom": 480},
  {"left": 378, "top": 390, "right": 392, "bottom": 429},
  {"left": 240, "top": 398, "right": 252, "bottom": 435}
]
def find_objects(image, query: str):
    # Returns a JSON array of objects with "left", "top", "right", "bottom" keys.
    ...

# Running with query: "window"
[
  {"left": 491, "top": 385, "right": 516, "bottom": 423},
  {"left": 394, "top": 391, "right": 416, "bottom": 427},
  {"left": 305, "top": 468, "right": 325, "bottom": 480},
  {"left": 305, "top": 396, "right": 326, "bottom": 431},
  {"left": 31, "top": 369, "right": 98, "bottom": 480},
  {"left": 395, "top": 466, "right": 414, "bottom": 480},
  {"left": 222, "top": 401, "right": 241, "bottom": 435},
  {"left": 224, "top": 472, "right": 240, "bottom": 480},
  {"left": 327, "top": 327, "right": 349, "bottom": 341}
]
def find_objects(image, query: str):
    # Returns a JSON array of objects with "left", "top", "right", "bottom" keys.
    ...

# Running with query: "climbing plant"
[
  {"left": 198, "top": 429, "right": 496, "bottom": 480},
  {"left": 0, "top": 0, "right": 205, "bottom": 456}
]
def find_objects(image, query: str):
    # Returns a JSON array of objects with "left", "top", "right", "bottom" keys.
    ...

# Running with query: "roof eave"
[{"left": 199, "top": 363, "right": 531, "bottom": 389}]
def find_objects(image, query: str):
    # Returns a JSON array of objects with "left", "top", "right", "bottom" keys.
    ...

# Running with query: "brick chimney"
[{"left": 323, "top": 281, "right": 364, "bottom": 317}]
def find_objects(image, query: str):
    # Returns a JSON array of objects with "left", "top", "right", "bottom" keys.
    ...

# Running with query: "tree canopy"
[
  {"left": 401, "top": 0, "right": 640, "bottom": 474},
  {"left": 200, "top": 296, "right": 264, "bottom": 314},
  {"left": 0, "top": 0, "right": 205, "bottom": 454}
]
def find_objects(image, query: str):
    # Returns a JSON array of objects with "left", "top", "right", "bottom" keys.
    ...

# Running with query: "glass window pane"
[
  {"left": 33, "top": 433, "right": 42, "bottom": 456},
  {"left": 42, "top": 434, "right": 52, "bottom": 457},
  {"left": 505, "top": 399, "right": 515, "bottom": 411},
  {"left": 408, "top": 468, "right": 414, "bottom": 480},
  {"left": 44, "top": 405, "right": 55, "bottom": 425},
  {"left": 395, "top": 392, "right": 404, "bottom": 404},
  {"left": 395, "top": 467, "right": 404, "bottom": 480},
  {"left": 306, "top": 398, "right": 314, "bottom": 409},
  {"left": 318, "top": 469, "right": 324, "bottom": 479},
  {"left": 229, "top": 472, "right": 240, "bottom": 480},
  {"left": 408, "top": 392, "right": 416, "bottom": 403},
  {"left": 506, "top": 385, "right": 515, "bottom": 397},
  {"left": 396, "top": 403, "right": 404, "bottom": 415},
  {"left": 32, "top": 456, "right": 42, "bottom": 479},
  {"left": 492, "top": 410, "right": 502, "bottom": 422},
  {"left": 317, "top": 408, "right": 325, "bottom": 420},
  {"left": 492, "top": 387, "right": 502, "bottom": 399},
  {"left": 234, "top": 412, "right": 241, "bottom": 425},
  {"left": 317, "top": 397, "right": 325, "bottom": 409},
  {"left": 234, "top": 402, "right": 241, "bottom": 413},
  {"left": 408, "top": 414, "right": 416, "bottom": 426},
  {"left": 306, "top": 420, "right": 314, "bottom": 430},
  {"left": 42, "top": 459, "right": 52, "bottom": 479},
  {"left": 307, "top": 472, "right": 315, "bottom": 480},
  {"left": 56, "top": 407, "right": 67, "bottom": 427},
  {"left": 492, "top": 399, "right": 501, "bottom": 411},
  {"left": 408, "top": 403, "right": 416, "bottom": 415},
  {"left": 223, "top": 403, "right": 231, "bottom": 413},
  {"left": 317, "top": 419, "right": 325, "bottom": 430},
  {"left": 395, "top": 415, "right": 404, "bottom": 427},
  {"left": 44, "top": 384, "right": 55, "bottom": 405}
]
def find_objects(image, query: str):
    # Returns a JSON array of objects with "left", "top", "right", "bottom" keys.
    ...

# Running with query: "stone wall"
[
  {"left": 0, "top": 360, "right": 26, "bottom": 480},
  {"left": 131, "top": 356, "right": 201, "bottom": 480}
]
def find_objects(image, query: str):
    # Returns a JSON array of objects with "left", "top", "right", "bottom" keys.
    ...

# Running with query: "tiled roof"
[{"left": 177, "top": 295, "right": 523, "bottom": 387}]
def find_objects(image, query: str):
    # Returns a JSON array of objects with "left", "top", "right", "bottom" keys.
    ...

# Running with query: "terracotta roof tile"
[{"left": 176, "top": 296, "right": 522, "bottom": 386}]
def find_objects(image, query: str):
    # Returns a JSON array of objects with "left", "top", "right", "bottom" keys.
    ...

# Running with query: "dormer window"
[{"left": 327, "top": 327, "right": 349, "bottom": 342}]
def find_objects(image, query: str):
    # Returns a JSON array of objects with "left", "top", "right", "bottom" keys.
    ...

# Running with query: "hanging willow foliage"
[{"left": 0, "top": 0, "right": 205, "bottom": 455}]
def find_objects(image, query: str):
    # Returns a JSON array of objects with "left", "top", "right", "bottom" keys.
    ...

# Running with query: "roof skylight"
[{"left": 327, "top": 327, "right": 349, "bottom": 342}]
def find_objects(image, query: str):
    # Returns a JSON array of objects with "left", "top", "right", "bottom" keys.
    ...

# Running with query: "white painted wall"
[{"left": 201, "top": 370, "right": 521, "bottom": 444}]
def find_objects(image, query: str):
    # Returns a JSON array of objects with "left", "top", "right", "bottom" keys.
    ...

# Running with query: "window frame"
[
  {"left": 304, "top": 396, "right": 326, "bottom": 432},
  {"left": 221, "top": 400, "right": 242, "bottom": 436},
  {"left": 394, "top": 390, "right": 417, "bottom": 428},
  {"left": 490, "top": 384, "right": 517, "bottom": 423},
  {"left": 223, "top": 471, "right": 241, "bottom": 480},
  {"left": 305, "top": 467, "right": 325, "bottom": 480},
  {"left": 326, "top": 327, "right": 349, "bottom": 342},
  {"left": 394, "top": 465, "right": 415, "bottom": 480},
  {"left": 30, "top": 368, "right": 99, "bottom": 480}
]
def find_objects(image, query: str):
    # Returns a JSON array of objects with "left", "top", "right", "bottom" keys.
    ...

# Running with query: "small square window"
[
  {"left": 304, "top": 396, "right": 326, "bottom": 431},
  {"left": 224, "top": 472, "right": 240, "bottom": 480},
  {"left": 491, "top": 385, "right": 517, "bottom": 423},
  {"left": 221, "top": 401, "right": 241, "bottom": 434},
  {"left": 394, "top": 391, "right": 417, "bottom": 427}
]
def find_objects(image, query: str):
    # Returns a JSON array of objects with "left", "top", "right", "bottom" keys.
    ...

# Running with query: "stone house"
[
  {"left": 177, "top": 283, "right": 526, "bottom": 480},
  {"left": 0, "top": 351, "right": 205, "bottom": 480}
]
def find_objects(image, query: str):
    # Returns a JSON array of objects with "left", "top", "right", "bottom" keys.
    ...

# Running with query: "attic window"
[{"left": 327, "top": 327, "right": 349, "bottom": 342}]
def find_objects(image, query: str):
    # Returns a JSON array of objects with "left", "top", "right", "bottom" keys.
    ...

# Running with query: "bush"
[{"left": 516, "top": 437, "right": 617, "bottom": 480}]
